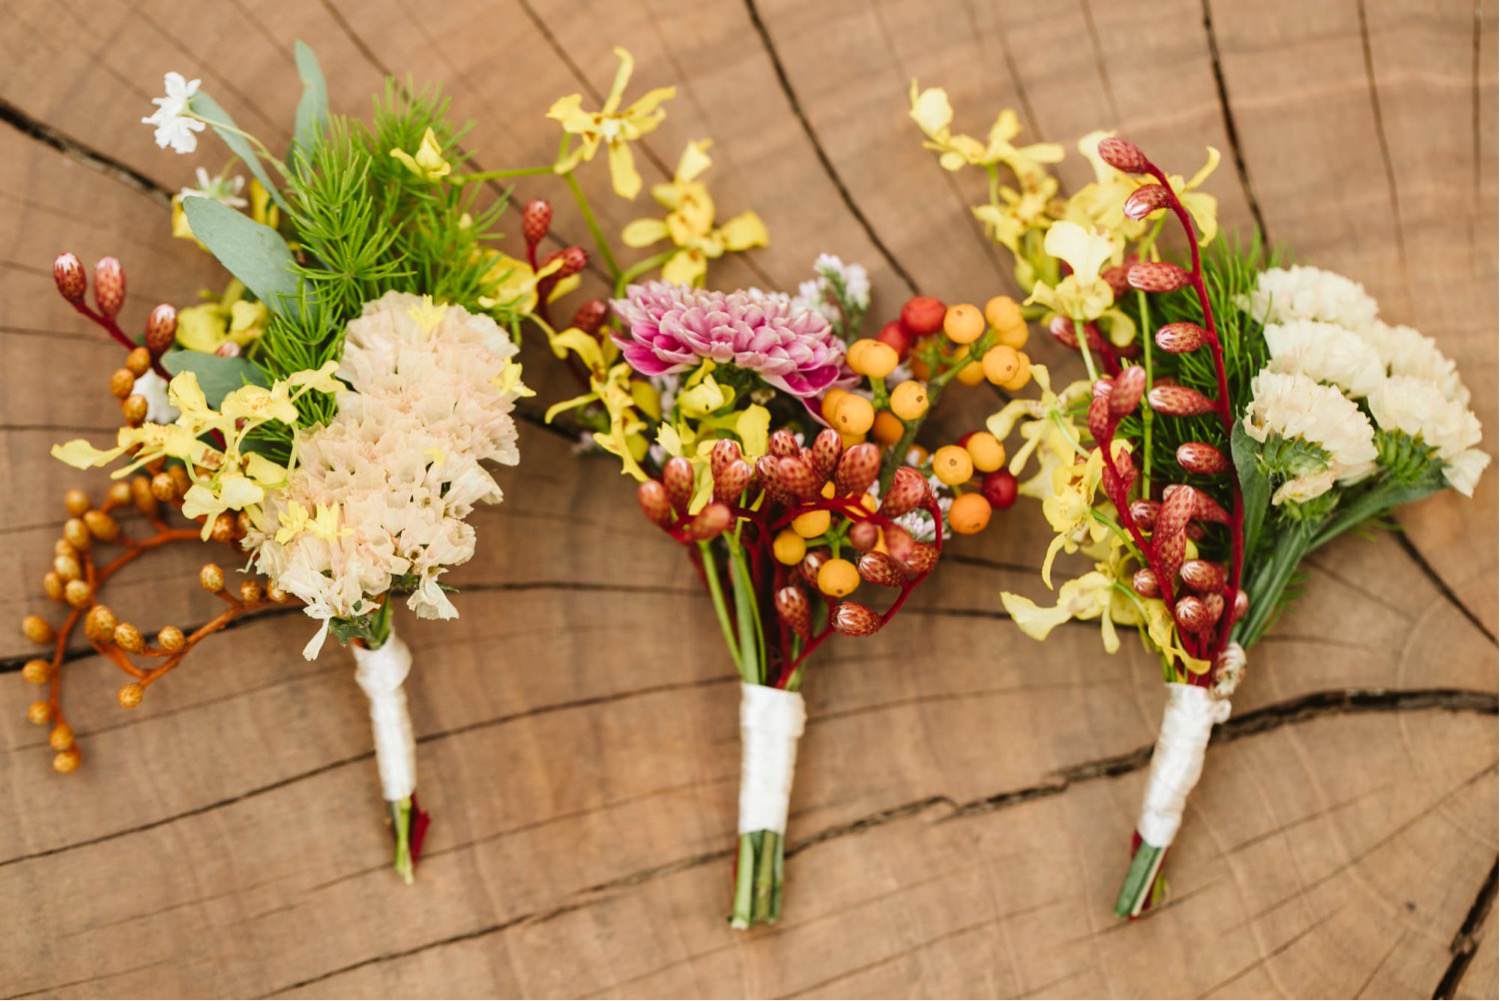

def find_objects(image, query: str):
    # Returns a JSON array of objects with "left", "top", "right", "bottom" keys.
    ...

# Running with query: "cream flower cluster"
[
  {"left": 1245, "top": 265, "right": 1488, "bottom": 497},
  {"left": 250, "top": 292, "right": 524, "bottom": 658},
  {"left": 1243, "top": 370, "right": 1377, "bottom": 504},
  {"left": 793, "top": 254, "right": 870, "bottom": 325}
]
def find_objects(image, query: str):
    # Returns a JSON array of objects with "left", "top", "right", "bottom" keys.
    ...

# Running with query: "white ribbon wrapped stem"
[
  {"left": 1136, "top": 681, "right": 1232, "bottom": 849},
  {"left": 738, "top": 683, "right": 807, "bottom": 835},
  {"left": 351, "top": 629, "right": 416, "bottom": 803}
]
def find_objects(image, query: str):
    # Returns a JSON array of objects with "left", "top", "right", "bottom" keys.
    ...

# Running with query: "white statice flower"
[
  {"left": 864, "top": 473, "right": 951, "bottom": 542},
  {"left": 180, "top": 167, "right": 247, "bottom": 208},
  {"left": 1358, "top": 321, "right": 1470, "bottom": 406},
  {"left": 248, "top": 292, "right": 525, "bottom": 657},
  {"left": 1263, "top": 319, "right": 1386, "bottom": 398},
  {"left": 1244, "top": 370, "right": 1378, "bottom": 504},
  {"left": 1366, "top": 375, "right": 1489, "bottom": 496},
  {"left": 792, "top": 254, "right": 870, "bottom": 325},
  {"left": 142, "top": 72, "right": 205, "bottom": 154},
  {"left": 1241, "top": 265, "right": 1379, "bottom": 332}
]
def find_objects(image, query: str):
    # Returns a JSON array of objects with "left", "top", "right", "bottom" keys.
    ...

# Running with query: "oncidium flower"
[
  {"left": 1026, "top": 220, "right": 1117, "bottom": 322},
  {"left": 908, "top": 83, "right": 1063, "bottom": 180},
  {"left": 549, "top": 48, "right": 676, "bottom": 200},
  {"left": 390, "top": 127, "right": 452, "bottom": 183},
  {"left": 621, "top": 140, "right": 768, "bottom": 286},
  {"left": 175, "top": 280, "right": 269, "bottom": 354}
]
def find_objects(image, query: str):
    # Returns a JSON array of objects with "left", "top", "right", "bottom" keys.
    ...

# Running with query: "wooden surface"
[{"left": 1, "top": 0, "right": 1496, "bottom": 997}]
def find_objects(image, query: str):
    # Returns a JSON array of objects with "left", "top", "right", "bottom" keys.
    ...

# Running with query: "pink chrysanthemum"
[{"left": 610, "top": 281, "right": 846, "bottom": 397}]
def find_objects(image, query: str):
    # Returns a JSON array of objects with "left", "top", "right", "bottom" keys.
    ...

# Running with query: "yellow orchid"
[
  {"left": 1026, "top": 220, "right": 1116, "bottom": 322},
  {"left": 987, "top": 364, "right": 1091, "bottom": 501},
  {"left": 390, "top": 127, "right": 452, "bottom": 183},
  {"left": 1074, "top": 132, "right": 1220, "bottom": 248},
  {"left": 549, "top": 48, "right": 676, "bottom": 200},
  {"left": 477, "top": 253, "right": 575, "bottom": 316},
  {"left": 656, "top": 397, "right": 771, "bottom": 513},
  {"left": 908, "top": 83, "right": 1064, "bottom": 179},
  {"left": 274, "top": 499, "right": 347, "bottom": 545},
  {"left": 51, "top": 363, "right": 338, "bottom": 539},
  {"left": 1002, "top": 570, "right": 1128, "bottom": 651},
  {"left": 1158, "top": 146, "right": 1221, "bottom": 247},
  {"left": 971, "top": 171, "right": 1059, "bottom": 255},
  {"left": 493, "top": 358, "right": 535, "bottom": 399},
  {"left": 175, "top": 280, "right": 269, "bottom": 354},
  {"left": 621, "top": 140, "right": 768, "bottom": 286}
]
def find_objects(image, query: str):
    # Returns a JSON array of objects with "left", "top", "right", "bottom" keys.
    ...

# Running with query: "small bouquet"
[
  {"left": 911, "top": 86, "right": 1490, "bottom": 916},
  {"left": 24, "top": 46, "right": 535, "bottom": 881}
]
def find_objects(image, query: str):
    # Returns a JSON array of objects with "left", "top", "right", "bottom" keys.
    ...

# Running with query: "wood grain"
[{"left": 0, "top": 0, "right": 1494, "bottom": 996}]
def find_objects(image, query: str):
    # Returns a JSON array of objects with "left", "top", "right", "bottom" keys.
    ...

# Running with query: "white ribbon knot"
[
  {"left": 352, "top": 629, "right": 416, "bottom": 803},
  {"left": 1137, "top": 682, "right": 1232, "bottom": 848},
  {"left": 738, "top": 683, "right": 806, "bottom": 834}
]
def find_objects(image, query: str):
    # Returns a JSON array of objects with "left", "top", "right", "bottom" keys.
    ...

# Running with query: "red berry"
[
  {"left": 876, "top": 320, "right": 912, "bottom": 358},
  {"left": 522, "top": 199, "right": 552, "bottom": 247},
  {"left": 899, "top": 296, "right": 946, "bottom": 336},
  {"left": 981, "top": 471, "right": 1018, "bottom": 510}
]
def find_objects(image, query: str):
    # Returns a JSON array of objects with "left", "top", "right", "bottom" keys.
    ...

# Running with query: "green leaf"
[
  {"left": 1231, "top": 420, "right": 1269, "bottom": 558},
  {"left": 291, "top": 41, "right": 329, "bottom": 158},
  {"left": 188, "top": 90, "right": 290, "bottom": 213},
  {"left": 160, "top": 349, "right": 267, "bottom": 407},
  {"left": 183, "top": 197, "right": 305, "bottom": 315}
]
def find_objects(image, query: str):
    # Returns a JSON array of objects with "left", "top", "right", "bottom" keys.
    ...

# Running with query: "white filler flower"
[
  {"left": 1264, "top": 319, "right": 1386, "bottom": 398},
  {"left": 142, "top": 72, "right": 205, "bottom": 154},
  {"left": 1242, "top": 265, "right": 1380, "bottom": 332},
  {"left": 1244, "top": 370, "right": 1378, "bottom": 503},
  {"left": 1367, "top": 375, "right": 1490, "bottom": 496}
]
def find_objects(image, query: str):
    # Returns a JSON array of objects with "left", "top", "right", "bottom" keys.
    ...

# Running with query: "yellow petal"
[
  {"left": 624, "top": 87, "right": 676, "bottom": 132},
  {"left": 51, "top": 438, "right": 126, "bottom": 469},
  {"left": 675, "top": 139, "right": 713, "bottom": 183},
  {"left": 608, "top": 141, "right": 643, "bottom": 200},
  {"left": 908, "top": 82, "right": 954, "bottom": 138},
  {"left": 604, "top": 48, "right": 635, "bottom": 114},
  {"left": 736, "top": 405, "right": 771, "bottom": 460},
  {"left": 1000, "top": 591, "right": 1073, "bottom": 642},
  {"left": 546, "top": 93, "right": 593, "bottom": 133},
  {"left": 718, "top": 211, "right": 769, "bottom": 251},
  {"left": 547, "top": 274, "right": 581, "bottom": 304},
  {"left": 622, "top": 217, "right": 670, "bottom": 248},
  {"left": 661, "top": 248, "right": 706, "bottom": 286}
]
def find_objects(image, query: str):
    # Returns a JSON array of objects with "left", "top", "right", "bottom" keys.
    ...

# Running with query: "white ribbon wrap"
[
  {"left": 1136, "top": 682, "right": 1232, "bottom": 849},
  {"left": 737, "top": 683, "right": 806, "bottom": 835},
  {"left": 351, "top": 630, "right": 416, "bottom": 803}
]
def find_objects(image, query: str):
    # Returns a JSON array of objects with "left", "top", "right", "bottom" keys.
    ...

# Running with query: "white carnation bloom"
[
  {"left": 1242, "top": 265, "right": 1379, "bottom": 332},
  {"left": 1443, "top": 448, "right": 1492, "bottom": 497},
  {"left": 1263, "top": 320, "right": 1385, "bottom": 398},
  {"left": 1358, "top": 321, "right": 1469, "bottom": 405},
  {"left": 1367, "top": 375, "right": 1483, "bottom": 462},
  {"left": 1244, "top": 370, "right": 1378, "bottom": 503}
]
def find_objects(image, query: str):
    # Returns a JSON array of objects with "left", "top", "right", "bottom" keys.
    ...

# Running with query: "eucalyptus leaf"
[
  {"left": 188, "top": 90, "right": 290, "bottom": 213},
  {"left": 183, "top": 197, "right": 305, "bottom": 315},
  {"left": 160, "top": 349, "right": 267, "bottom": 407},
  {"left": 1231, "top": 419, "right": 1269, "bottom": 558},
  {"left": 292, "top": 40, "right": 329, "bottom": 158}
]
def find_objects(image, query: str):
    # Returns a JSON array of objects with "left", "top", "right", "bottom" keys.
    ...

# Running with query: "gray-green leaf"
[
  {"left": 1231, "top": 419, "right": 1270, "bottom": 557},
  {"left": 292, "top": 41, "right": 329, "bottom": 158},
  {"left": 160, "top": 349, "right": 268, "bottom": 407},
  {"left": 188, "top": 90, "right": 290, "bottom": 214},
  {"left": 183, "top": 197, "right": 305, "bottom": 315}
]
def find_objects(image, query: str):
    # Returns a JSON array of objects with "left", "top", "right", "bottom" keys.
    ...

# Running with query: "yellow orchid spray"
[
  {"left": 548, "top": 47, "right": 675, "bottom": 200},
  {"left": 389, "top": 127, "right": 452, "bottom": 183}
]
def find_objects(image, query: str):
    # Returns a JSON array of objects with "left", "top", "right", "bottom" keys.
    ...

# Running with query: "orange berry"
[
  {"left": 983, "top": 295, "right": 1023, "bottom": 332},
  {"left": 839, "top": 431, "right": 867, "bottom": 449},
  {"left": 792, "top": 508, "right": 831, "bottom": 539},
  {"left": 949, "top": 493, "right": 993, "bottom": 535},
  {"left": 932, "top": 445, "right": 974, "bottom": 486},
  {"left": 872, "top": 409, "right": 905, "bottom": 446},
  {"left": 773, "top": 530, "right": 808, "bottom": 566},
  {"left": 943, "top": 303, "right": 985, "bottom": 344},
  {"left": 956, "top": 360, "right": 986, "bottom": 386},
  {"left": 816, "top": 557, "right": 860, "bottom": 598},
  {"left": 982, "top": 345, "right": 1022, "bottom": 386},
  {"left": 995, "top": 320, "right": 1029, "bottom": 349},
  {"left": 889, "top": 381, "right": 929, "bottom": 421},
  {"left": 847, "top": 339, "right": 899, "bottom": 379},
  {"left": 965, "top": 431, "right": 1006, "bottom": 473},
  {"left": 831, "top": 393, "right": 875, "bottom": 436},
  {"left": 999, "top": 350, "right": 1032, "bottom": 391},
  {"left": 820, "top": 388, "right": 850, "bottom": 424}
]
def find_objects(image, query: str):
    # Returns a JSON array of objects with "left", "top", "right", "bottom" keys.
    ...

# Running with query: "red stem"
[{"left": 70, "top": 301, "right": 171, "bottom": 380}]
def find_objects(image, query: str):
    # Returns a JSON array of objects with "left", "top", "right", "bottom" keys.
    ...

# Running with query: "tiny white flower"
[
  {"left": 131, "top": 370, "right": 178, "bottom": 424},
  {"left": 143, "top": 72, "right": 205, "bottom": 154},
  {"left": 1241, "top": 265, "right": 1379, "bottom": 332},
  {"left": 180, "top": 166, "right": 247, "bottom": 208}
]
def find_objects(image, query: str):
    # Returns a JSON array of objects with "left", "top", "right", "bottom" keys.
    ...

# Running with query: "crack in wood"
[
  {"left": 742, "top": 0, "right": 919, "bottom": 295},
  {"left": 1355, "top": 0, "right": 1413, "bottom": 299},
  {"left": 1433, "top": 860, "right": 1498, "bottom": 999},
  {"left": 1393, "top": 532, "right": 1498, "bottom": 645},
  {"left": 1200, "top": 0, "right": 1270, "bottom": 242},
  {"left": 0, "top": 98, "right": 171, "bottom": 204}
]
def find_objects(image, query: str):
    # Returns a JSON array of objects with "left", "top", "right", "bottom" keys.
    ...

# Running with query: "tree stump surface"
[{"left": 0, "top": 1, "right": 1495, "bottom": 997}]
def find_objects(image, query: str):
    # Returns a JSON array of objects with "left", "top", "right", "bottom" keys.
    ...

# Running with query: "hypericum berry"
[
  {"left": 124, "top": 346, "right": 151, "bottom": 377},
  {"left": 932, "top": 445, "right": 974, "bottom": 487},
  {"left": 22, "top": 615, "right": 53, "bottom": 644},
  {"left": 834, "top": 443, "right": 881, "bottom": 498},
  {"left": 157, "top": 625, "right": 186, "bottom": 653},
  {"left": 964, "top": 432, "right": 1006, "bottom": 473},
  {"left": 857, "top": 551, "right": 906, "bottom": 588},
  {"left": 118, "top": 683, "right": 144, "bottom": 709},
  {"left": 113, "top": 622, "right": 144, "bottom": 653},
  {"left": 816, "top": 557, "right": 860, "bottom": 598},
  {"left": 130, "top": 475, "right": 157, "bottom": 516},
  {"left": 888, "top": 380, "right": 929, "bottom": 421},
  {"left": 53, "top": 554, "right": 81, "bottom": 583},
  {"left": 93, "top": 257, "right": 125, "bottom": 318},
  {"left": 1096, "top": 135, "right": 1150, "bottom": 174},
  {"left": 830, "top": 393, "right": 875, "bottom": 436},
  {"left": 106, "top": 480, "right": 132, "bottom": 507},
  {"left": 1177, "top": 441, "right": 1230, "bottom": 475},
  {"left": 943, "top": 303, "right": 985, "bottom": 345},
  {"left": 832, "top": 601, "right": 882, "bottom": 637},
  {"left": 1154, "top": 322, "right": 1207, "bottom": 354},
  {"left": 879, "top": 466, "right": 929, "bottom": 519},
  {"left": 571, "top": 299, "right": 607, "bottom": 336},
  {"left": 981, "top": 345, "right": 1022, "bottom": 387},
  {"left": 847, "top": 338, "right": 899, "bottom": 379},
  {"left": 876, "top": 320, "right": 911, "bottom": 358},
  {"left": 53, "top": 748, "right": 81, "bottom": 774},
  {"left": 83, "top": 509, "right": 119, "bottom": 542},
  {"left": 1123, "top": 184, "right": 1172, "bottom": 221},
  {"left": 637, "top": 479, "right": 673, "bottom": 527},
  {"left": 790, "top": 507, "right": 830, "bottom": 539},
  {"left": 53, "top": 252, "right": 87, "bottom": 303},
  {"left": 49, "top": 722, "right": 75, "bottom": 752},
  {"left": 121, "top": 394, "right": 148, "bottom": 426},
  {"left": 773, "top": 529, "right": 807, "bottom": 566},
  {"left": 1132, "top": 567, "right": 1162, "bottom": 598},
  {"left": 62, "top": 518, "right": 90, "bottom": 552},
  {"left": 26, "top": 701, "right": 52, "bottom": 726},
  {"left": 1109, "top": 366, "right": 1146, "bottom": 417},
  {"left": 683, "top": 503, "right": 732, "bottom": 541},
  {"left": 1163, "top": 483, "right": 1231, "bottom": 524},
  {"left": 848, "top": 520, "right": 880, "bottom": 553},
  {"left": 662, "top": 457, "right": 694, "bottom": 514},
  {"left": 1128, "top": 261, "right": 1192, "bottom": 294},
  {"left": 522, "top": 199, "right": 552, "bottom": 247},
  {"left": 899, "top": 296, "right": 946, "bottom": 336},
  {"left": 84, "top": 605, "right": 116, "bottom": 643},
  {"left": 41, "top": 571, "right": 65, "bottom": 603},
  {"left": 775, "top": 586, "right": 812, "bottom": 639},
  {"left": 63, "top": 488, "right": 90, "bottom": 517},
  {"left": 109, "top": 368, "right": 136, "bottom": 399},
  {"left": 981, "top": 470, "right": 1018, "bottom": 510},
  {"left": 1179, "top": 559, "right": 1227, "bottom": 593},
  {"left": 63, "top": 579, "right": 92, "bottom": 609},
  {"left": 948, "top": 492, "right": 991, "bottom": 535},
  {"left": 1148, "top": 384, "right": 1216, "bottom": 416},
  {"left": 1174, "top": 595, "right": 1211, "bottom": 633},
  {"left": 145, "top": 304, "right": 177, "bottom": 355},
  {"left": 200, "top": 563, "right": 225, "bottom": 593},
  {"left": 21, "top": 659, "right": 50, "bottom": 685},
  {"left": 713, "top": 459, "right": 752, "bottom": 505}
]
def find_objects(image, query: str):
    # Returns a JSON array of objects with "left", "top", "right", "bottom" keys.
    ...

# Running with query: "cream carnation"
[
  {"left": 1244, "top": 370, "right": 1378, "bottom": 503},
  {"left": 1243, "top": 265, "right": 1379, "bottom": 331},
  {"left": 1358, "top": 321, "right": 1469, "bottom": 405},
  {"left": 249, "top": 293, "right": 524, "bottom": 657},
  {"left": 1263, "top": 319, "right": 1385, "bottom": 398}
]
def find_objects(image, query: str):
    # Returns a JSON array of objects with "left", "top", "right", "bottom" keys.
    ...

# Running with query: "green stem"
[
  {"left": 615, "top": 249, "right": 679, "bottom": 298},
  {"left": 1236, "top": 522, "right": 1315, "bottom": 646},
  {"left": 699, "top": 541, "right": 743, "bottom": 677},
  {"left": 727, "top": 535, "right": 764, "bottom": 684},
  {"left": 1072, "top": 318, "right": 1100, "bottom": 383},
  {"left": 449, "top": 164, "right": 555, "bottom": 184},
  {"left": 391, "top": 797, "right": 414, "bottom": 885},
  {"left": 730, "top": 833, "right": 756, "bottom": 929},
  {"left": 562, "top": 171, "right": 622, "bottom": 281}
]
